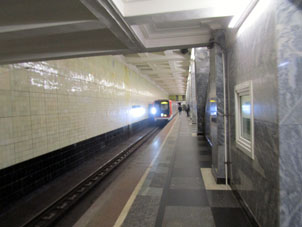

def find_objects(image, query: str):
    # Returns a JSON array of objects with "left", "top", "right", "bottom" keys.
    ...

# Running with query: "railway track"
[{"left": 21, "top": 127, "right": 160, "bottom": 227}]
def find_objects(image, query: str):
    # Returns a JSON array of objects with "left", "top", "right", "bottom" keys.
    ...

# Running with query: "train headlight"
[{"left": 151, "top": 107, "right": 157, "bottom": 115}]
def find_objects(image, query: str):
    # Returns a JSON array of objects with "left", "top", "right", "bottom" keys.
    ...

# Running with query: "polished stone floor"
[{"left": 122, "top": 114, "right": 253, "bottom": 227}]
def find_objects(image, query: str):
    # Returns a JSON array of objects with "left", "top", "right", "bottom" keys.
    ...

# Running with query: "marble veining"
[
  {"left": 279, "top": 125, "right": 302, "bottom": 227},
  {"left": 195, "top": 48, "right": 210, "bottom": 135},
  {"left": 276, "top": 0, "right": 302, "bottom": 226},
  {"left": 205, "top": 32, "right": 226, "bottom": 181},
  {"left": 227, "top": 0, "right": 280, "bottom": 226},
  {"left": 276, "top": 0, "right": 302, "bottom": 125}
]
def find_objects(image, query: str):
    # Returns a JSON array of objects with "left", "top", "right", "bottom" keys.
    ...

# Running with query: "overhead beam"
[
  {"left": 140, "top": 69, "right": 187, "bottom": 74},
  {"left": 0, "top": 48, "right": 131, "bottom": 65},
  {"left": 80, "top": 0, "right": 144, "bottom": 50},
  {"left": 125, "top": 8, "right": 234, "bottom": 25},
  {"left": 0, "top": 20, "right": 105, "bottom": 40},
  {"left": 124, "top": 55, "right": 188, "bottom": 63}
]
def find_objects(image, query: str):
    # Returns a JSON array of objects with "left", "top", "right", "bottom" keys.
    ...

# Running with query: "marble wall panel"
[
  {"left": 227, "top": 0, "right": 280, "bottom": 226},
  {"left": 276, "top": 0, "right": 302, "bottom": 125},
  {"left": 279, "top": 124, "right": 302, "bottom": 227},
  {"left": 0, "top": 56, "right": 167, "bottom": 169},
  {"left": 276, "top": 0, "right": 302, "bottom": 226},
  {"left": 230, "top": 119, "right": 279, "bottom": 226}
]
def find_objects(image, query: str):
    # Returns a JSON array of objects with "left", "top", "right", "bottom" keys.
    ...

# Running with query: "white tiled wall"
[{"left": 0, "top": 56, "right": 167, "bottom": 169}]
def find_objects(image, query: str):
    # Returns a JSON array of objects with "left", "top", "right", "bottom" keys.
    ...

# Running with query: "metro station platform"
[{"left": 73, "top": 114, "right": 253, "bottom": 227}]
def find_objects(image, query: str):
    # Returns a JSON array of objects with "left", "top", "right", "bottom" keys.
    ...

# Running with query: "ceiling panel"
[{"left": 123, "top": 49, "right": 190, "bottom": 95}]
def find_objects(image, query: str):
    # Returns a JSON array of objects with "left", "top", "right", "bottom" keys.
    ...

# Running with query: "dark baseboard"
[
  {"left": 231, "top": 185, "right": 260, "bottom": 227},
  {"left": 0, "top": 118, "right": 151, "bottom": 212}
]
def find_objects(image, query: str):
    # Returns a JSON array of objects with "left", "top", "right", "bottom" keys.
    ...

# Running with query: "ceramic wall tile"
[
  {"left": 0, "top": 68, "right": 11, "bottom": 91},
  {"left": 47, "top": 133, "right": 61, "bottom": 152},
  {"left": 12, "top": 116, "right": 32, "bottom": 143},
  {"left": 0, "top": 118, "right": 13, "bottom": 146},
  {"left": 11, "top": 91, "right": 30, "bottom": 117},
  {"left": 29, "top": 71, "right": 45, "bottom": 93},
  {"left": 30, "top": 92, "right": 45, "bottom": 115},
  {"left": 0, "top": 144, "right": 15, "bottom": 169},
  {"left": 11, "top": 69, "right": 31, "bottom": 92},
  {"left": 31, "top": 115, "right": 47, "bottom": 138},
  {"left": 46, "top": 114, "right": 59, "bottom": 135},
  {"left": 32, "top": 136, "right": 47, "bottom": 156},
  {"left": 14, "top": 139, "right": 33, "bottom": 163},
  {"left": 44, "top": 93, "right": 58, "bottom": 115},
  {"left": 0, "top": 90, "right": 12, "bottom": 118},
  {"left": 0, "top": 55, "right": 167, "bottom": 169}
]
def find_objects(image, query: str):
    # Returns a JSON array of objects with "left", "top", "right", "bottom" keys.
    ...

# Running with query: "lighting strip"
[{"left": 228, "top": 0, "right": 259, "bottom": 29}]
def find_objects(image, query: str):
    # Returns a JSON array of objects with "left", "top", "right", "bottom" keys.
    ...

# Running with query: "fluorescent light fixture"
[{"left": 228, "top": 0, "right": 259, "bottom": 29}]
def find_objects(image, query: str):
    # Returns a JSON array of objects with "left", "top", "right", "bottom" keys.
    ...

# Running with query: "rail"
[{"left": 21, "top": 127, "right": 159, "bottom": 227}]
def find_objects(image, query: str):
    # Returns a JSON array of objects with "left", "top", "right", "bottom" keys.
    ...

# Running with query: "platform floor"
[{"left": 76, "top": 114, "right": 253, "bottom": 227}]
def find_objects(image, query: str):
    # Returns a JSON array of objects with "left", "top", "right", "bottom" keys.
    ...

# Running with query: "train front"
[{"left": 150, "top": 100, "right": 172, "bottom": 121}]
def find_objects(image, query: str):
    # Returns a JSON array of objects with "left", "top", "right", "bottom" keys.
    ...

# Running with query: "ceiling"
[
  {"left": 123, "top": 49, "right": 190, "bottom": 95},
  {"left": 0, "top": 0, "right": 248, "bottom": 94}
]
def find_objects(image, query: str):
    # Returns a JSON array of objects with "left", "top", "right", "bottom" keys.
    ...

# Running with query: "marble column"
[
  {"left": 191, "top": 60, "right": 197, "bottom": 124},
  {"left": 194, "top": 48, "right": 210, "bottom": 135},
  {"left": 204, "top": 30, "right": 227, "bottom": 183}
]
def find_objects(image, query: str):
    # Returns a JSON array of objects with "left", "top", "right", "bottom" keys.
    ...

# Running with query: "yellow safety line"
[{"left": 113, "top": 117, "right": 177, "bottom": 227}]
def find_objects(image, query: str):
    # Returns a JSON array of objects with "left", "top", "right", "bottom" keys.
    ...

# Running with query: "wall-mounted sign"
[{"left": 169, "top": 95, "right": 186, "bottom": 101}]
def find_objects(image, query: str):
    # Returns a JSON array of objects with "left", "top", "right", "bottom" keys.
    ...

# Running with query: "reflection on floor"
[{"left": 120, "top": 115, "right": 253, "bottom": 227}]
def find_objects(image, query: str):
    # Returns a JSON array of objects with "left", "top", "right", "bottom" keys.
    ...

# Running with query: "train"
[{"left": 149, "top": 99, "right": 178, "bottom": 122}]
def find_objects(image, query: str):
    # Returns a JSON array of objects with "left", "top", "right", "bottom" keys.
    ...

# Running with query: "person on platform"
[
  {"left": 178, "top": 102, "right": 182, "bottom": 114},
  {"left": 186, "top": 104, "right": 190, "bottom": 117}
]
